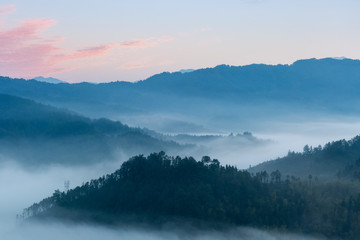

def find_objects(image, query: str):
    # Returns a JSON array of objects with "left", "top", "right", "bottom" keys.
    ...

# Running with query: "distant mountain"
[
  {"left": 249, "top": 135, "right": 360, "bottom": 180},
  {"left": 33, "top": 76, "right": 66, "bottom": 84},
  {"left": 1, "top": 58, "right": 360, "bottom": 131},
  {"left": 0, "top": 94, "right": 183, "bottom": 166}
]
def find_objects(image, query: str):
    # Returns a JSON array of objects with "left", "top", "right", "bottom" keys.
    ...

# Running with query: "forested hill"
[
  {"left": 1, "top": 58, "right": 360, "bottom": 120},
  {"left": 0, "top": 94, "right": 182, "bottom": 166},
  {"left": 250, "top": 135, "right": 360, "bottom": 180},
  {"left": 0, "top": 94, "right": 128, "bottom": 137},
  {"left": 0, "top": 94, "right": 86, "bottom": 121},
  {"left": 24, "top": 152, "right": 360, "bottom": 239}
]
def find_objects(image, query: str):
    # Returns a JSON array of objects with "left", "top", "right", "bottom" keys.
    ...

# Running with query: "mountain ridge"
[
  {"left": 249, "top": 134, "right": 360, "bottom": 180},
  {"left": 33, "top": 76, "right": 67, "bottom": 84},
  {"left": 1, "top": 57, "right": 360, "bottom": 131},
  {"left": 0, "top": 94, "right": 183, "bottom": 166}
]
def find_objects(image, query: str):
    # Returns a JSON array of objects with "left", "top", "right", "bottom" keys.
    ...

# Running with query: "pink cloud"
[
  {"left": 0, "top": 4, "right": 15, "bottom": 15},
  {"left": 53, "top": 44, "right": 115, "bottom": 62},
  {"left": 0, "top": 18, "right": 61, "bottom": 77},
  {"left": 0, "top": 19, "right": 57, "bottom": 47},
  {"left": 120, "top": 39, "right": 153, "bottom": 48},
  {"left": 0, "top": 8, "right": 174, "bottom": 79},
  {"left": 120, "top": 37, "right": 174, "bottom": 48}
]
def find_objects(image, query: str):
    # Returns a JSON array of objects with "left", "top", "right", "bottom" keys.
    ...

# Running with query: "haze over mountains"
[
  {"left": 0, "top": 94, "right": 268, "bottom": 167},
  {"left": 33, "top": 77, "right": 66, "bottom": 84},
  {"left": 3, "top": 57, "right": 360, "bottom": 240},
  {"left": 0, "top": 94, "right": 183, "bottom": 166},
  {"left": 1, "top": 58, "right": 360, "bottom": 132},
  {"left": 3, "top": 0, "right": 360, "bottom": 238},
  {"left": 250, "top": 135, "right": 360, "bottom": 180},
  {"left": 2, "top": 57, "right": 360, "bottom": 168}
]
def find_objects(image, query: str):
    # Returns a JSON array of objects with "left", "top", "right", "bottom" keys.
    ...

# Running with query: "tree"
[{"left": 201, "top": 156, "right": 211, "bottom": 164}]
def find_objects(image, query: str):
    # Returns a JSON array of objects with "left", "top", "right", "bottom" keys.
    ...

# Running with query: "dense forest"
[
  {"left": 0, "top": 94, "right": 183, "bottom": 166},
  {"left": 250, "top": 135, "right": 360, "bottom": 180},
  {"left": 23, "top": 152, "right": 360, "bottom": 239}
]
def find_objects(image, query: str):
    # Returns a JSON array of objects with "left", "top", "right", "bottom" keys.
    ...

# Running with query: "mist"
[
  {"left": 1, "top": 163, "right": 328, "bottom": 240},
  {"left": 160, "top": 117, "right": 360, "bottom": 169},
  {"left": 107, "top": 107, "right": 360, "bottom": 168},
  {"left": 0, "top": 158, "right": 126, "bottom": 237},
  {"left": 1, "top": 115, "right": 359, "bottom": 239},
  {"left": 0, "top": 157, "right": 327, "bottom": 240},
  {"left": 2, "top": 220, "right": 326, "bottom": 240}
]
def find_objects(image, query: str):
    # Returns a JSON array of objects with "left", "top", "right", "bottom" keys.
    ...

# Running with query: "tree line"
[{"left": 22, "top": 152, "right": 360, "bottom": 239}]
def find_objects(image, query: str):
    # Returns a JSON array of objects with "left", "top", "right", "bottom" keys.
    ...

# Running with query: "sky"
[{"left": 0, "top": 0, "right": 360, "bottom": 83}]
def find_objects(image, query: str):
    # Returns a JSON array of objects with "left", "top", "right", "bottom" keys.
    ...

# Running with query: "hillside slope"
[
  {"left": 24, "top": 152, "right": 360, "bottom": 239},
  {"left": 250, "top": 135, "right": 360, "bottom": 180},
  {"left": 0, "top": 94, "right": 182, "bottom": 166}
]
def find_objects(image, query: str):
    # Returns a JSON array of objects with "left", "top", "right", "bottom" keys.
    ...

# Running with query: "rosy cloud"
[
  {"left": 53, "top": 44, "right": 115, "bottom": 62},
  {"left": 120, "top": 37, "right": 174, "bottom": 48},
  {"left": 0, "top": 7, "right": 174, "bottom": 79},
  {"left": 0, "top": 18, "right": 62, "bottom": 76},
  {"left": 0, "top": 4, "right": 15, "bottom": 15},
  {"left": 53, "top": 37, "right": 173, "bottom": 63},
  {"left": 0, "top": 19, "right": 57, "bottom": 48}
]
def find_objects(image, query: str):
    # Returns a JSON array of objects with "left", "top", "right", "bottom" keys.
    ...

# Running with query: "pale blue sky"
[{"left": 1, "top": 0, "right": 359, "bottom": 82}]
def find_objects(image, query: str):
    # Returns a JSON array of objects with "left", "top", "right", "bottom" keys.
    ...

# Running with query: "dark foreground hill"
[
  {"left": 250, "top": 135, "right": 360, "bottom": 180},
  {"left": 1, "top": 58, "right": 360, "bottom": 131},
  {"left": 0, "top": 94, "right": 182, "bottom": 166},
  {"left": 23, "top": 152, "right": 360, "bottom": 239}
]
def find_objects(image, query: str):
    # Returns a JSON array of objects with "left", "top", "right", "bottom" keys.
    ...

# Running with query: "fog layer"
[
  {"left": 166, "top": 118, "right": 360, "bottom": 169},
  {"left": 1, "top": 118, "right": 359, "bottom": 239},
  {"left": 0, "top": 159, "right": 125, "bottom": 236},
  {"left": 3, "top": 221, "right": 326, "bottom": 240}
]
